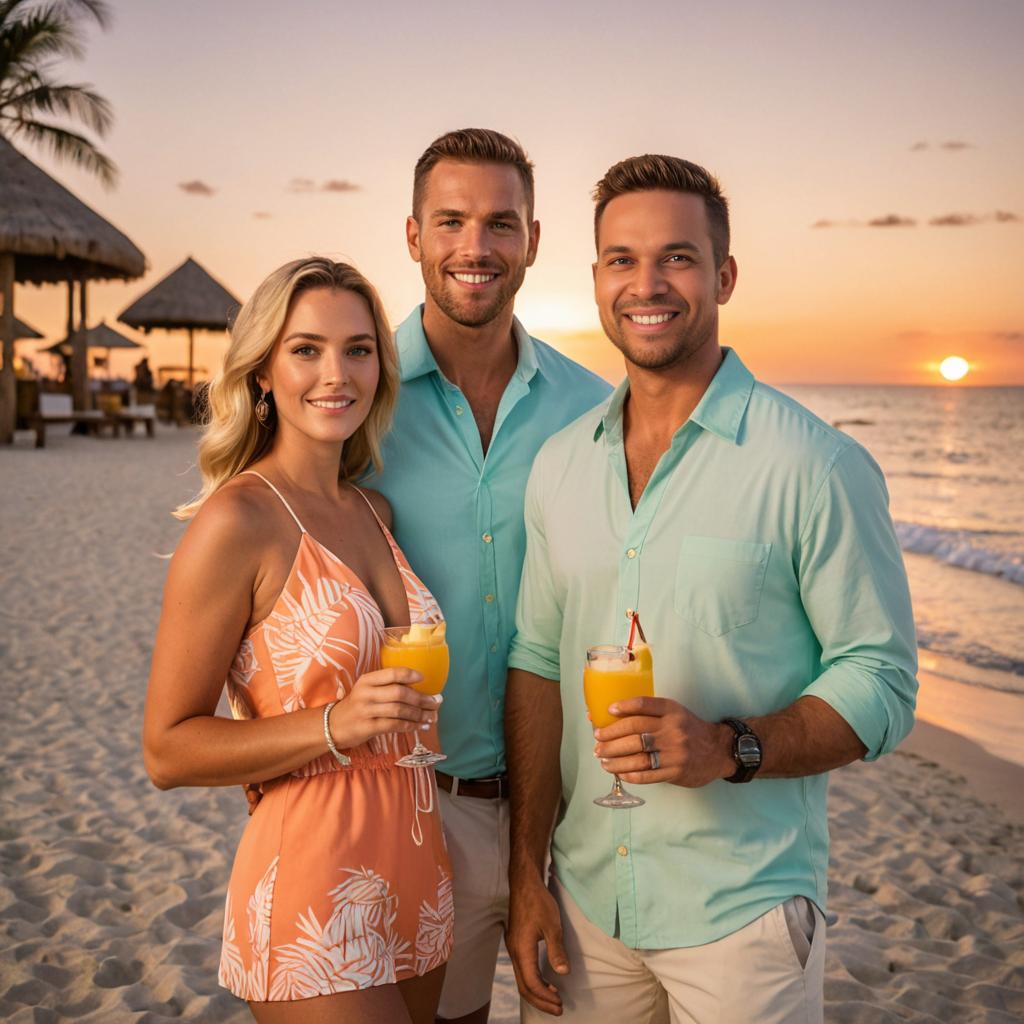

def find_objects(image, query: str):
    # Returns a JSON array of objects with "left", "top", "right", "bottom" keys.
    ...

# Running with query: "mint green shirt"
[
  {"left": 371, "top": 308, "right": 611, "bottom": 779},
  {"left": 508, "top": 348, "right": 917, "bottom": 948}
]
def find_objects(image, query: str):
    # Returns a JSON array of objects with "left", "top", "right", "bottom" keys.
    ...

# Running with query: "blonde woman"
[{"left": 144, "top": 258, "right": 453, "bottom": 1023}]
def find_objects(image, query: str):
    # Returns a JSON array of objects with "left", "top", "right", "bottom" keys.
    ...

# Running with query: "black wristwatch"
[{"left": 723, "top": 718, "right": 762, "bottom": 783}]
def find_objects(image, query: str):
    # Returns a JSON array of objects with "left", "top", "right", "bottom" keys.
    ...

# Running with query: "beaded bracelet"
[{"left": 323, "top": 700, "right": 351, "bottom": 767}]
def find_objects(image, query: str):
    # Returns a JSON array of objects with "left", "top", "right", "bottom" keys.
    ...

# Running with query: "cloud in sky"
[
  {"left": 910, "top": 140, "right": 975, "bottom": 151},
  {"left": 930, "top": 213, "right": 983, "bottom": 227},
  {"left": 178, "top": 180, "right": 215, "bottom": 196},
  {"left": 252, "top": 211, "right": 272, "bottom": 220},
  {"left": 867, "top": 214, "right": 917, "bottom": 228},
  {"left": 288, "top": 177, "right": 361, "bottom": 193},
  {"left": 814, "top": 210, "right": 1019, "bottom": 229},
  {"left": 992, "top": 330, "right": 1024, "bottom": 342}
]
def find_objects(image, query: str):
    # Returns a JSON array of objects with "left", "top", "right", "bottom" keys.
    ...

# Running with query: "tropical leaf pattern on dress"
[
  {"left": 269, "top": 867, "right": 412, "bottom": 998},
  {"left": 218, "top": 855, "right": 279, "bottom": 1001},
  {"left": 414, "top": 867, "right": 454, "bottom": 974},
  {"left": 226, "top": 638, "right": 259, "bottom": 720},
  {"left": 263, "top": 570, "right": 358, "bottom": 711}
]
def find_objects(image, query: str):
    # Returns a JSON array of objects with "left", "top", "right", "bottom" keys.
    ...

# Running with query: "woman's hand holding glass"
[{"left": 326, "top": 666, "right": 441, "bottom": 752}]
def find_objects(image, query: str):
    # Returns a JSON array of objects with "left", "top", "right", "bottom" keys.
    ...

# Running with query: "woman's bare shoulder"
[
  {"left": 355, "top": 486, "right": 393, "bottom": 529},
  {"left": 176, "top": 474, "right": 285, "bottom": 569}
]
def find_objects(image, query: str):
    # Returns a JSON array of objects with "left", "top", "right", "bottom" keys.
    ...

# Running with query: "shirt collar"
[
  {"left": 395, "top": 305, "right": 541, "bottom": 385},
  {"left": 593, "top": 347, "right": 754, "bottom": 446}
]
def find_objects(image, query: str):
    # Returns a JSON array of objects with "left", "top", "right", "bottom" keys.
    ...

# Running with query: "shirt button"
[
  {"left": 490, "top": 644, "right": 498, "bottom": 653},
  {"left": 626, "top": 548, "right": 637, "bottom": 559},
  {"left": 482, "top": 533, "right": 493, "bottom": 543},
  {"left": 617, "top": 845, "right": 629, "bottom": 857},
  {"left": 484, "top": 593, "right": 495, "bottom": 603},
  {"left": 455, "top": 405, "right": 465, "bottom": 416}
]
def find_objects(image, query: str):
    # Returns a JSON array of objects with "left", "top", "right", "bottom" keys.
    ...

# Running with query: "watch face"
[{"left": 736, "top": 734, "right": 761, "bottom": 767}]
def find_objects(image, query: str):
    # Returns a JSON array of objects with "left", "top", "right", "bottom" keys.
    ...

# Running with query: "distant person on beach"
[
  {"left": 368, "top": 129, "right": 610, "bottom": 1024},
  {"left": 132, "top": 356, "right": 154, "bottom": 393},
  {"left": 143, "top": 258, "right": 454, "bottom": 1023},
  {"left": 504, "top": 156, "right": 918, "bottom": 1023}
]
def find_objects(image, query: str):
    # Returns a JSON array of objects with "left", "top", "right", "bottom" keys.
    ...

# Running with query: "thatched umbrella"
[
  {"left": 44, "top": 320, "right": 142, "bottom": 377},
  {"left": 0, "top": 136, "right": 146, "bottom": 441},
  {"left": 8, "top": 315, "right": 43, "bottom": 340},
  {"left": 118, "top": 257, "right": 240, "bottom": 389}
]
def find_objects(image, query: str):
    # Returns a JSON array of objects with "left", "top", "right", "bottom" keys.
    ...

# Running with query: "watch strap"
[{"left": 723, "top": 717, "right": 761, "bottom": 784}]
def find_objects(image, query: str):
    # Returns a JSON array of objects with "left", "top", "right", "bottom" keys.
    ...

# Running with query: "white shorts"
[
  {"left": 436, "top": 786, "right": 510, "bottom": 1019},
  {"left": 522, "top": 877, "right": 825, "bottom": 1024}
]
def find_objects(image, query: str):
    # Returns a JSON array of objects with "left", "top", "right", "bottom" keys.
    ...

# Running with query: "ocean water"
[{"left": 782, "top": 386, "right": 1024, "bottom": 706}]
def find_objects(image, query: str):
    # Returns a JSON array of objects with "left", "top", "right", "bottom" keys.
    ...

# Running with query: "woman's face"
[{"left": 259, "top": 287, "right": 380, "bottom": 447}]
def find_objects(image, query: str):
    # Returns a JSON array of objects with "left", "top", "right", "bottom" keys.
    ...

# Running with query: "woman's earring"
[{"left": 255, "top": 389, "right": 271, "bottom": 425}]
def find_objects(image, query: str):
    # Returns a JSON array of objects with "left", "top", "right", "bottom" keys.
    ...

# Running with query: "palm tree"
[{"left": 0, "top": 0, "right": 116, "bottom": 186}]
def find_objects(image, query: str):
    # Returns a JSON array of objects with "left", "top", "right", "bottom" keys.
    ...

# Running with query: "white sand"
[{"left": 1, "top": 427, "right": 1022, "bottom": 1023}]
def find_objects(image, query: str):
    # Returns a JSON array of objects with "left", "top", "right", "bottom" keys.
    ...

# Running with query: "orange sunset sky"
[{"left": 8, "top": 0, "right": 1024, "bottom": 386}]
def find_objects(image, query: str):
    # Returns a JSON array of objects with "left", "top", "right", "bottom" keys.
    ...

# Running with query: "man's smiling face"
[
  {"left": 408, "top": 159, "right": 539, "bottom": 328},
  {"left": 594, "top": 189, "right": 735, "bottom": 372}
]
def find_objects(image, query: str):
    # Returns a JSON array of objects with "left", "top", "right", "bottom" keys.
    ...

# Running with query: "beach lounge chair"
[{"left": 32, "top": 393, "right": 120, "bottom": 449}]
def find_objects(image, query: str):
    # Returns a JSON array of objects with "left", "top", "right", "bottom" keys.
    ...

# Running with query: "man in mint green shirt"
[
  {"left": 505, "top": 156, "right": 917, "bottom": 1023},
  {"left": 370, "top": 129, "right": 609, "bottom": 1024}
]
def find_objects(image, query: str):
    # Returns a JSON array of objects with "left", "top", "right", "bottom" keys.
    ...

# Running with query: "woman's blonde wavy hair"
[{"left": 175, "top": 257, "right": 398, "bottom": 520}]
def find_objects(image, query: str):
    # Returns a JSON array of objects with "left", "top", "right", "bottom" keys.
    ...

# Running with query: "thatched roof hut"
[
  {"left": 10, "top": 316, "right": 43, "bottom": 340},
  {"left": 119, "top": 257, "right": 239, "bottom": 331},
  {"left": 45, "top": 321, "right": 142, "bottom": 353},
  {"left": 119, "top": 257, "right": 240, "bottom": 386},
  {"left": 0, "top": 137, "right": 145, "bottom": 285},
  {"left": 0, "top": 137, "right": 146, "bottom": 439}
]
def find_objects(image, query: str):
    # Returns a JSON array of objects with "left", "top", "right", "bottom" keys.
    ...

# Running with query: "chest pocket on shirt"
[{"left": 673, "top": 536, "right": 772, "bottom": 637}]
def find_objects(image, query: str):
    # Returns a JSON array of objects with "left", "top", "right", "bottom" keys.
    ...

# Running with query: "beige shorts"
[
  {"left": 436, "top": 786, "right": 510, "bottom": 1019},
  {"left": 522, "top": 877, "right": 825, "bottom": 1024}
]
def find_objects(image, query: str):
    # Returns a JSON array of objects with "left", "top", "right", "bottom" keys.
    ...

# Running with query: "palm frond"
[
  {"left": 2, "top": 76, "right": 112, "bottom": 134},
  {"left": 0, "top": 9, "right": 85, "bottom": 68},
  {"left": 0, "top": 0, "right": 109, "bottom": 29},
  {"left": 6, "top": 116, "right": 116, "bottom": 185}
]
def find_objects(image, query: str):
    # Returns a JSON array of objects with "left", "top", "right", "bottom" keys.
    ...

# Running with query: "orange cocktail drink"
[
  {"left": 584, "top": 644, "right": 654, "bottom": 728},
  {"left": 380, "top": 623, "right": 449, "bottom": 696},
  {"left": 381, "top": 622, "right": 449, "bottom": 767}
]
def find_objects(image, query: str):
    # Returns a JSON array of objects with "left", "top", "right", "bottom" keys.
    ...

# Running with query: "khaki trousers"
[
  {"left": 521, "top": 877, "right": 825, "bottom": 1024},
  {"left": 436, "top": 787, "right": 510, "bottom": 1019}
]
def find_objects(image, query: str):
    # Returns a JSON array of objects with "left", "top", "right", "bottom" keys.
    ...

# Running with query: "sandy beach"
[{"left": 2, "top": 426, "right": 1022, "bottom": 1023}]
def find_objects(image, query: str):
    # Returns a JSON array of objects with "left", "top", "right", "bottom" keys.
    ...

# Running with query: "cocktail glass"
[
  {"left": 585, "top": 643, "right": 654, "bottom": 808},
  {"left": 381, "top": 623, "right": 449, "bottom": 768}
]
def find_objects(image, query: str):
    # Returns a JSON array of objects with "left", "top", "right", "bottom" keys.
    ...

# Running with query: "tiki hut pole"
[{"left": 1, "top": 255, "right": 14, "bottom": 433}]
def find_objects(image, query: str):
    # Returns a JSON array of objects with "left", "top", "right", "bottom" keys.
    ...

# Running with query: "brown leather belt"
[{"left": 436, "top": 771, "right": 508, "bottom": 799}]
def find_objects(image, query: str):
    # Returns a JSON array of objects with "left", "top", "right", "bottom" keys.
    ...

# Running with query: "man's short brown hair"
[
  {"left": 593, "top": 155, "right": 730, "bottom": 267},
  {"left": 412, "top": 128, "right": 535, "bottom": 221}
]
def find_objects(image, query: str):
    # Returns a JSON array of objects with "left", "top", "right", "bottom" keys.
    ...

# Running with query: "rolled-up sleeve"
[
  {"left": 508, "top": 450, "right": 563, "bottom": 681},
  {"left": 796, "top": 443, "right": 918, "bottom": 760}
]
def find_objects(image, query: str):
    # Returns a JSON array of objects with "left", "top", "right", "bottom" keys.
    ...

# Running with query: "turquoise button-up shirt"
[
  {"left": 508, "top": 348, "right": 917, "bottom": 948},
  {"left": 371, "top": 307, "right": 611, "bottom": 780}
]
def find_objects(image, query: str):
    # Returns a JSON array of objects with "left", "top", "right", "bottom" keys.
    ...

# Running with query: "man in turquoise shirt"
[
  {"left": 371, "top": 129, "right": 610, "bottom": 1024},
  {"left": 505, "top": 156, "right": 917, "bottom": 1023}
]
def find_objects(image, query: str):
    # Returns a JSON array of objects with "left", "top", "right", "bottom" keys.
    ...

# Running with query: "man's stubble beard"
[
  {"left": 422, "top": 260, "right": 527, "bottom": 329},
  {"left": 601, "top": 302, "right": 719, "bottom": 372}
]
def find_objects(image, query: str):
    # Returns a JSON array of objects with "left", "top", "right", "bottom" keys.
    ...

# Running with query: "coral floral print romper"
[{"left": 218, "top": 473, "right": 453, "bottom": 1001}]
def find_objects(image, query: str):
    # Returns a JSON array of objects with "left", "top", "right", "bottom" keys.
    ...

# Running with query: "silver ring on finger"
[
  {"left": 640, "top": 732, "right": 656, "bottom": 753},
  {"left": 649, "top": 750, "right": 660, "bottom": 771}
]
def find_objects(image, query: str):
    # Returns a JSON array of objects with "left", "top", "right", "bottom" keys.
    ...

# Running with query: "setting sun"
[{"left": 939, "top": 356, "right": 970, "bottom": 382}]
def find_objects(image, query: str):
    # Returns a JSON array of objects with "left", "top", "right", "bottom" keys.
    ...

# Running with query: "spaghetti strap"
[
  {"left": 240, "top": 471, "right": 307, "bottom": 533},
  {"left": 348, "top": 484, "right": 390, "bottom": 537}
]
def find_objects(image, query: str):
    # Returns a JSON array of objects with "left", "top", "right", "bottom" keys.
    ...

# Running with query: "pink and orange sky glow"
[{"left": 8, "top": 0, "right": 1024, "bottom": 386}]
